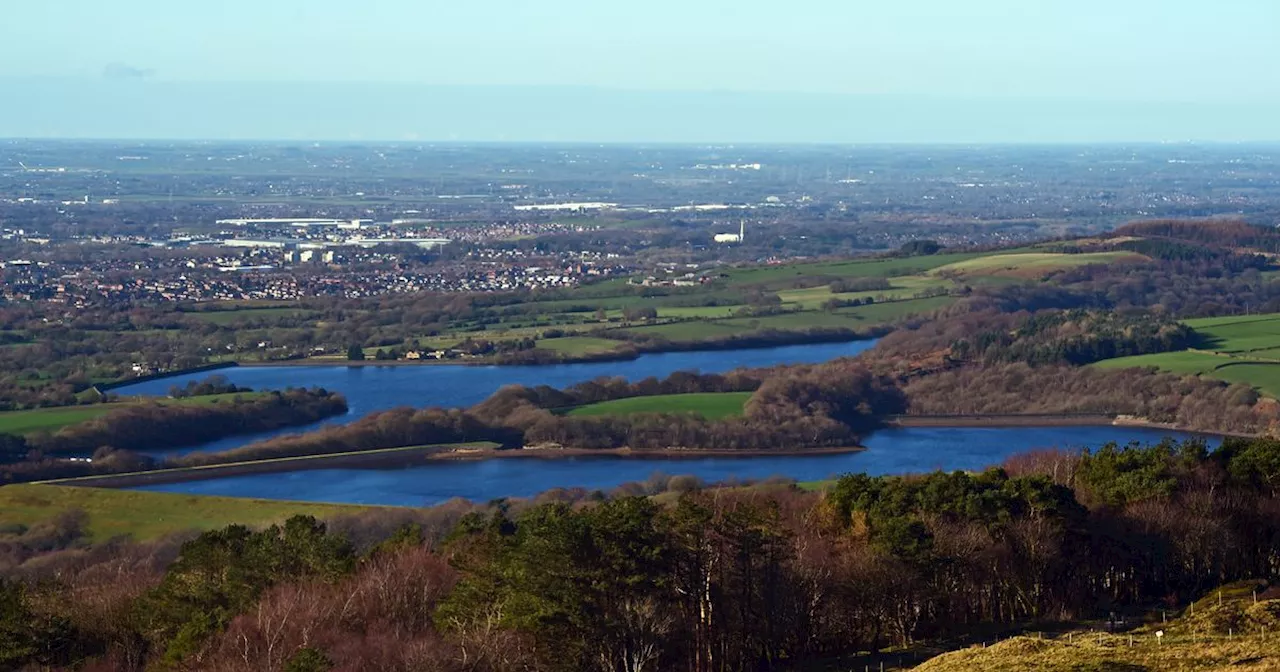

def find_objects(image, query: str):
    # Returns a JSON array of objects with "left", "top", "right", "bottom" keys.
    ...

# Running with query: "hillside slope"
[{"left": 915, "top": 593, "right": 1280, "bottom": 672}]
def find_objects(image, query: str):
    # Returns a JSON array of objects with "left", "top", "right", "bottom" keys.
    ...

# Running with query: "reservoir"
[
  {"left": 128, "top": 425, "right": 1216, "bottom": 506},
  {"left": 113, "top": 340, "right": 882, "bottom": 456}
]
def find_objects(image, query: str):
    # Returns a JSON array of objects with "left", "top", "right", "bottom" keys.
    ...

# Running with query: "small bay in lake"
[
  {"left": 112, "top": 340, "right": 882, "bottom": 456},
  {"left": 127, "top": 425, "right": 1218, "bottom": 506}
]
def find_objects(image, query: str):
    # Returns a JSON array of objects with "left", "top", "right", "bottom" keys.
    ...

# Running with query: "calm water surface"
[
  {"left": 130, "top": 425, "right": 1218, "bottom": 506},
  {"left": 114, "top": 340, "right": 882, "bottom": 456}
]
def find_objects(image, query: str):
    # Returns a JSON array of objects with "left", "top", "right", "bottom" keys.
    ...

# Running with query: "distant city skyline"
[{"left": 2, "top": 0, "right": 1278, "bottom": 142}]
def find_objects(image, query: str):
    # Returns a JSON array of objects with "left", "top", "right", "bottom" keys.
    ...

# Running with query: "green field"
[
  {"left": 537, "top": 336, "right": 627, "bottom": 356},
  {"left": 1092, "top": 350, "right": 1230, "bottom": 375},
  {"left": 186, "top": 306, "right": 314, "bottom": 325},
  {"left": 1182, "top": 313, "right": 1280, "bottom": 352},
  {"left": 567, "top": 392, "right": 753, "bottom": 420},
  {"left": 0, "top": 405, "right": 118, "bottom": 435},
  {"left": 776, "top": 275, "right": 947, "bottom": 309},
  {"left": 1095, "top": 352, "right": 1280, "bottom": 397},
  {"left": 654, "top": 305, "right": 744, "bottom": 319},
  {"left": 1093, "top": 311, "right": 1280, "bottom": 397},
  {"left": 930, "top": 251, "right": 1142, "bottom": 277},
  {"left": 836, "top": 295, "right": 954, "bottom": 322},
  {"left": 0, "top": 392, "right": 268, "bottom": 435},
  {"left": 718, "top": 311, "right": 869, "bottom": 331},
  {"left": 617, "top": 320, "right": 755, "bottom": 342},
  {"left": 0, "top": 484, "right": 371, "bottom": 542},
  {"left": 1210, "top": 363, "right": 1280, "bottom": 397},
  {"left": 616, "top": 296, "right": 953, "bottom": 344},
  {"left": 720, "top": 251, "right": 988, "bottom": 287}
]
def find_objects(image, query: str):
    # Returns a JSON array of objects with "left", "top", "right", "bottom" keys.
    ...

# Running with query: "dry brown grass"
[
  {"left": 914, "top": 595, "right": 1280, "bottom": 672},
  {"left": 914, "top": 629, "right": 1280, "bottom": 671}
]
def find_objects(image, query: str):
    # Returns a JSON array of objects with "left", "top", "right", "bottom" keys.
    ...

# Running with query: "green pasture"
[
  {"left": 185, "top": 306, "right": 315, "bottom": 325},
  {"left": 0, "top": 392, "right": 268, "bottom": 436},
  {"left": 615, "top": 296, "right": 953, "bottom": 343},
  {"left": 0, "top": 406, "right": 118, "bottom": 435},
  {"left": 834, "top": 295, "right": 955, "bottom": 322},
  {"left": 616, "top": 321, "right": 752, "bottom": 342},
  {"left": 1182, "top": 313, "right": 1280, "bottom": 353},
  {"left": 720, "top": 251, "right": 987, "bottom": 287},
  {"left": 775, "top": 274, "right": 949, "bottom": 309},
  {"left": 654, "top": 305, "right": 744, "bottom": 319},
  {"left": 567, "top": 392, "right": 753, "bottom": 420},
  {"left": 1091, "top": 351, "right": 1230, "bottom": 376},
  {"left": 537, "top": 336, "right": 626, "bottom": 356},
  {"left": 929, "top": 251, "right": 1142, "bottom": 277},
  {"left": 1210, "top": 363, "right": 1280, "bottom": 398},
  {"left": 0, "top": 484, "right": 371, "bottom": 542}
]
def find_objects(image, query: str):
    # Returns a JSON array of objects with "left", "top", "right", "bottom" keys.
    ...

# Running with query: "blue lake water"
[
  {"left": 113, "top": 340, "right": 882, "bottom": 456},
  {"left": 129, "top": 425, "right": 1218, "bottom": 506}
]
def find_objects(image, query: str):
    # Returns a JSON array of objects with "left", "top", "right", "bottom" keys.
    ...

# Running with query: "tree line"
[{"left": 949, "top": 309, "right": 1194, "bottom": 366}]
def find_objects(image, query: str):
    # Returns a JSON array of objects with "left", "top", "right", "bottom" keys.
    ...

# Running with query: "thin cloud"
[{"left": 103, "top": 63, "right": 156, "bottom": 80}]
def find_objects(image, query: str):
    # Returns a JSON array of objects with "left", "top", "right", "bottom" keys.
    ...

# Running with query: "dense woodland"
[
  {"left": 2, "top": 437, "right": 1278, "bottom": 671},
  {"left": 948, "top": 310, "right": 1193, "bottom": 366},
  {"left": 902, "top": 364, "right": 1274, "bottom": 433}
]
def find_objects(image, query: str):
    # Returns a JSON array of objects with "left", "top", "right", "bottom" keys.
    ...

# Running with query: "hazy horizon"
[
  {"left": 3, "top": 0, "right": 1278, "bottom": 143},
  {"left": 5, "top": 78, "right": 1279, "bottom": 144}
]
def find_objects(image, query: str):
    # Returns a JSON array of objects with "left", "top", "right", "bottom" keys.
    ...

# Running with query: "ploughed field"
[
  {"left": 565, "top": 392, "right": 753, "bottom": 419},
  {"left": 1094, "top": 312, "right": 1280, "bottom": 397}
]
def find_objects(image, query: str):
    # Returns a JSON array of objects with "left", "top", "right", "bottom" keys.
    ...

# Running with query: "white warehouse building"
[{"left": 714, "top": 221, "right": 745, "bottom": 244}]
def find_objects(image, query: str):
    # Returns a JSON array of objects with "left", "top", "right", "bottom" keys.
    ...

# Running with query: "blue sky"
[{"left": 2, "top": 0, "right": 1278, "bottom": 141}]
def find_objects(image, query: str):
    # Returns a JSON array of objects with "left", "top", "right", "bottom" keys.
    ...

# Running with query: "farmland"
[
  {"left": 566, "top": 392, "right": 754, "bottom": 420},
  {"left": 188, "top": 247, "right": 1145, "bottom": 366},
  {"left": 183, "top": 304, "right": 315, "bottom": 325},
  {"left": 717, "top": 251, "right": 989, "bottom": 286},
  {"left": 0, "top": 392, "right": 268, "bottom": 435},
  {"left": 0, "top": 483, "right": 370, "bottom": 542},
  {"left": 535, "top": 336, "right": 628, "bottom": 356},
  {"left": 616, "top": 295, "right": 956, "bottom": 343},
  {"left": 1093, "top": 311, "right": 1280, "bottom": 397},
  {"left": 929, "top": 250, "right": 1144, "bottom": 278}
]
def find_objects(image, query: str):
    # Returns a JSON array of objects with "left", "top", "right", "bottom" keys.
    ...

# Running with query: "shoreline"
[
  {"left": 430, "top": 445, "right": 867, "bottom": 461},
  {"left": 890, "top": 414, "right": 1250, "bottom": 438},
  {"left": 887, "top": 414, "right": 1118, "bottom": 428},
  {"left": 232, "top": 333, "right": 883, "bottom": 368}
]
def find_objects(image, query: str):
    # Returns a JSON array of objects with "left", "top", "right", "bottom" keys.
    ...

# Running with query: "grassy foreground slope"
[
  {"left": 914, "top": 631, "right": 1279, "bottom": 672},
  {"left": 914, "top": 588, "right": 1280, "bottom": 672},
  {"left": 567, "top": 392, "right": 753, "bottom": 419},
  {"left": 0, "top": 484, "right": 370, "bottom": 542}
]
